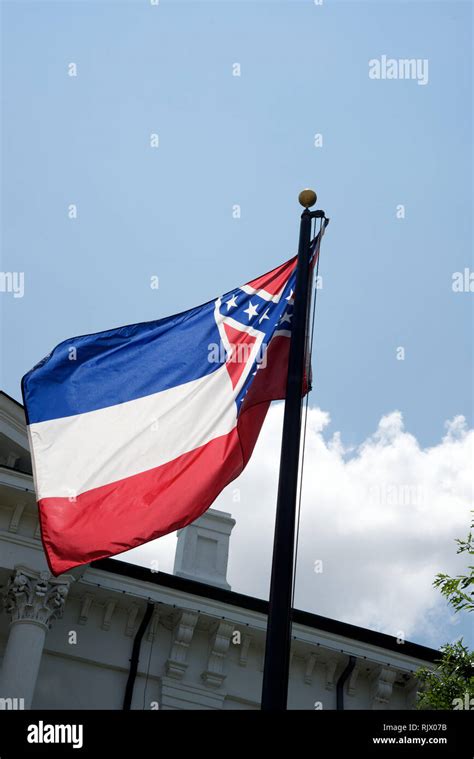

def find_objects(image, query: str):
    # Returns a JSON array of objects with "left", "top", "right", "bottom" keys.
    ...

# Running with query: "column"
[{"left": 0, "top": 566, "right": 71, "bottom": 708}]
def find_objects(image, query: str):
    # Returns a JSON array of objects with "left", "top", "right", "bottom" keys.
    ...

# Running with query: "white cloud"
[{"left": 121, "top": 404, "right": 473, "bottom": 648}]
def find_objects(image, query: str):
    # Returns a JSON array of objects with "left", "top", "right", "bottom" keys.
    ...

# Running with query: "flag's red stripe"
[
  {"left": 39, "top": 429, "right": 243, "bottom": 576},
  {"left": 245, "top": 257, "right": 297, "bottom": 297}
]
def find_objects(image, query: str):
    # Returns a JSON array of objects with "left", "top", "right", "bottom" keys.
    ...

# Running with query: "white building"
[{"left": 0, "top": 391, "right": 437, "bottom": 710}]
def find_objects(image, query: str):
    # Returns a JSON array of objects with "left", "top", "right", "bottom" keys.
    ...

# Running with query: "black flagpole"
[{"left": 261, "top": 189, "right": 328, "bottom": 711}]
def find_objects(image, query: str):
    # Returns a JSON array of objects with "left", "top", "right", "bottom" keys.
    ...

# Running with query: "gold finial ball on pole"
[{"left": 298, "top": 189, "right": 317, "bottom": 208}]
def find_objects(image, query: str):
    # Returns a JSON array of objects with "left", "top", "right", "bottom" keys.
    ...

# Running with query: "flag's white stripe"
[
  {"left": 239, "top": 284, "right": 282, "bottom": 303},
  {"left": 29, "top": 364, "right": 237, "bottom": 500}
]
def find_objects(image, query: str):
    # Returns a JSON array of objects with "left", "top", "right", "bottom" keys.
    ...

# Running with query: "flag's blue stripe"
[{"left": 22, "top": 301, "right": 224, "bottom": 424}]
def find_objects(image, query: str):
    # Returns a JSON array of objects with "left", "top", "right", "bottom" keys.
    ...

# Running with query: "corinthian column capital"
[{"left": 1, "top": 566, "right": 71, "bottom": 630}]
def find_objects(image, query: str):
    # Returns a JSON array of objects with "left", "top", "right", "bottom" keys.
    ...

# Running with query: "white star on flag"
[
  {"left": 259, "top": 308, "right": 270, "bottom": 324},
  {"left": 280, "top": 311, "right": 292, "bottom": 324},
  {"left": 243, "top": 301, "right": 259, "bottom": 321},
  {"left": 225, "top": 294, "right": 238, "bottom": 311}
]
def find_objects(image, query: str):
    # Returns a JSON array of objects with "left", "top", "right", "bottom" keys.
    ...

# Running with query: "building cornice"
[
  {"left": 90, "top": 559, "right": 439, "bottom": 668},
  {"left": 0, "top": 466, "right": 34, "bottom": 493}
]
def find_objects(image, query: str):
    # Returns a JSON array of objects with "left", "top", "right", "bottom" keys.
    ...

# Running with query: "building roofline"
[
  {"left": 92, "top": 558, "right": 440, "bottom": 664},
  {"left": 0, "top": 390, "right": 24, "bottom": 409}
]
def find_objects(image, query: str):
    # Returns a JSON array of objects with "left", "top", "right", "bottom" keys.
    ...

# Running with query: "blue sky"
[{"left": 1, "top": 0, "right": 472, "bottom": 648}]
